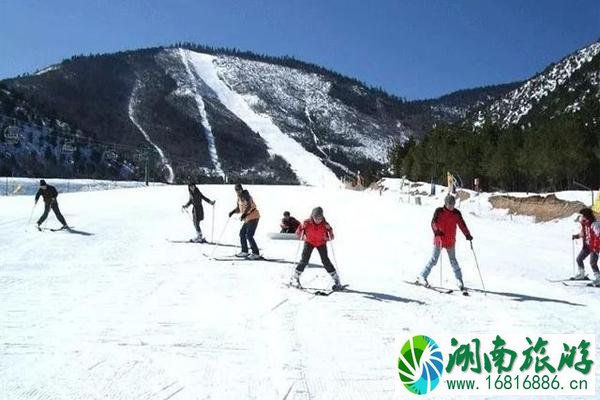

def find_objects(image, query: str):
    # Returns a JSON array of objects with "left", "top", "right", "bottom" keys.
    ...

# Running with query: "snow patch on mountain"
[
  {"left": 212, "top": 54, "right": 399, "bottom": 164},
  {"left": 128, "top": 79, "right": 175, "bottom": 183},
  {"left": 484, "top": 42, "right": 600, "bottom": 126},
  {"left": 170, "top": 48, "right": 225, "bottom": 178},
  {"left": 182, "top": 49, "right": 340, "bottom": 187}
]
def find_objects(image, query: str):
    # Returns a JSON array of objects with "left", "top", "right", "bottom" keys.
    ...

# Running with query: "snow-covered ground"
[{"left": 0, "top": 182, "right": 598, "bottom": 399}]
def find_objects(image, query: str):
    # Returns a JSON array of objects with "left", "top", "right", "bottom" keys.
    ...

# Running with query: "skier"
[
  {"left": 228, "top": 183, "right": 261, "bottom": 259},
  {"left": 290, "top": 207, "right": 343, "bottom": 290},
  {"left": 34, "top": 179, "right": 69, "bottom": 230},
  {"left": 571, "top": 208, "right": 600, "bottom": 284},
  {"left": 182, "top": 183, "right": 215, "bottom": 243},
  {"left": 280, "top": 211, "right": 300, "bottom": 234},
  {"left": 416, "top": 195, "right": 473, "bottom": 291}
]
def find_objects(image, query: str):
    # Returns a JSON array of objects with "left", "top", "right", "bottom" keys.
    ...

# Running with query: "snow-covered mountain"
[
  {"left": 1, "top": 45, "right": 518, "bottom": 185},
  {"left": 473, "top": 40, "right": 600, "bottom": 128}
]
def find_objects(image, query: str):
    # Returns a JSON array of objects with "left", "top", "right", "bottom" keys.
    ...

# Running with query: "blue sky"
[{"left": 0, "top": 0, "right": 598, "bottom": 99}]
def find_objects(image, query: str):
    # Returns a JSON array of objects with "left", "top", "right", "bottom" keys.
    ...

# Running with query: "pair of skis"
[
  {"left": 546, "top": 277, "right": 599, "bottom": 288},
  {"left": 38, "top": 225, "right": 73, "bottom": 232},
  {"left": 404, "top": 280, "right": 469, "bottom": 296},
  {"left": 285, "top": 283, "right": 349, "bottom": 296}
]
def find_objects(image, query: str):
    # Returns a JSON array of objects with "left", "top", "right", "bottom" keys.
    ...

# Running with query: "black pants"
[
  {"left": 240, "top": 219, "right": 259, "bottom": 254},
  {"left": 296, "top": 243, "right": 336, "bottom": 273},
  {"left": 280, "top": 227, "right": 295, "bottom": 233},
  {"left": 577, "top": 245, "right": 599, "bottom": 273},
  {"left": 38, "top": 201, "right": 67, "bottom": 226},
  {"left": 192, "top": 207, "right": 203, "bottom": 234}
]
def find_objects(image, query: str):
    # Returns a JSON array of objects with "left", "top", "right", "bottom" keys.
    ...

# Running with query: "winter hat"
[
  {"left": 444, "top": 195, "right": 456, "bottom": 206},
  {"left": 580, "top": 208, "right": 596, "bottom": 222},
  {"left": 234, "top": 183, "right": 243, "bottom": 191},
  {"left": 283, "top": 211, "right": 290, "bottom": 217},
  {"left": 40, "top": 179, "right": 47, "bottom": 186},
  {"left": 311, "top": 207, "right": 324, "bottom": 219}
]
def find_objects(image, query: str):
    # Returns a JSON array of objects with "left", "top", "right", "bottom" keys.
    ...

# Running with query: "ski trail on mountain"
[
  {"left": 183, "top": 50, "right": 340, "bottom": 187},
  {"left": 128, "top": 79, "right": 175, "bottom": 183},
  {"left": 304, "top": 107, "right": 354, "bottom": 176},
  {"left": 176, "top": 49, "right": 225, "bottom": 178}
]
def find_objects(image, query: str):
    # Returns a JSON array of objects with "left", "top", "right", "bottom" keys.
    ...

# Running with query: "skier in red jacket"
[
  {"left": 572, "top": 208, "right": 599, "bottom": 284},
  {"left": 290, "top": 207, "right": 343, "bottom": 290},
  {"left": 417, "top": 195, "right": 473, "bottom": 290}
]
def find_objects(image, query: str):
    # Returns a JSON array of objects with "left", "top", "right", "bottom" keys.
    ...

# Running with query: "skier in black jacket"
[
  {"left": 182, "top": 183, "right": 215, "bottom": 242},
  {"left": 35, "top": 180, "right": 68, "bottom": 230}
]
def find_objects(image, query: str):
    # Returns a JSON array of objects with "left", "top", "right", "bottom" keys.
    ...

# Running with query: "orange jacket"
[{"left": 236, "top": 190, "right": 260, "bottom": 222}]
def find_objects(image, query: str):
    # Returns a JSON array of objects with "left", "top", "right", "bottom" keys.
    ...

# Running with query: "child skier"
[
  {"left": 182, "top": 183, "right": 215, "bottom": 243},
  {"left": 572, "top": 208, "right": 600, "bottom": 284},
  {"left": 291, "top": 207, "right": 343, "bottom": 290},
  {"left": 417, "top": 195, "right": 473, "bottom": 290},
  {"left": 280, "top": 211, "right": 300, "bottom": 234},
  {"left": 35, "top": 180, "right": 69, "bottom": 230},
  {"left": 228, "top": 183, "right": 261, "bottom": 260}
]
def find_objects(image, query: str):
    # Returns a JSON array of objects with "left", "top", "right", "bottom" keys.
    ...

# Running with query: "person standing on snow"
[
  {"left": 182, "top": 183, "right": 215, "bottom": 243},
  {"left": 291, "top": 207, "right": 343, "bottom": 290},
  {"left": 572, "top": 208, "right": 600, "bottom": 284},
  {"left": 228, "top": 183, "right": 261, "bottom": 259},
  {"left": 35, "top": 180, "right": 69, "bottom": 230},
  {"left": 417, "top": 195, "right": 473, "bottom": 290},
  {"left": 280, "top": 211, "right": 300, "bottom": 234}
]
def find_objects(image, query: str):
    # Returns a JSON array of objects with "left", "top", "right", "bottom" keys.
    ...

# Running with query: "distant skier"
[
  {"left": 182, "top": 183, "right": 215, "bottom": 243},
  {"left": 280, "top": 211, "right": 300, "bottom": 234},
  {"left": 34, "top": 179, "right": 69, "bottom": 230},
  {"left": 228, "top": 183, "right": 261, "bottom": 259},
  {"left": 571, "top": 208, "right": 600, "bottom": 284},
  {"left": 417, "top": 195, "right": 473, "bottom": 291},
  {"left": 291, "top": 207, "right": 343, "bottom": 290}
]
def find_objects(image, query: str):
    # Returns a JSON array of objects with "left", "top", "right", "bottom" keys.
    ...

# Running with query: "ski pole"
[
  {"left": 470, "top": 241, "right": 486, "bottom": 295},
  {"left": 210, "top": 216, "right": 231, "bottom": 259},
  {"left": 211, "top": 203, "right": 215, "bottom": 243},
  {"left": 26, "top": 202, "right": 37, "bottom": 231},
  {"left": 330, "top": 241, "right": 340, "bottom": 276},
  {"left": 572, "top": 238, "right": 576, "bottom": 276},
  {"left": 439, "top": 251, "right": 443, "bottom": 287}
]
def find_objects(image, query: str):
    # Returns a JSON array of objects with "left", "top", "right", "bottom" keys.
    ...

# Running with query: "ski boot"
[
  {"left": 290, "top": 270, "right": 302, "bottom": 288},
  {"left": 330, "top": 271, "right": 344, "bottom": 291},
  {"left": 247, "top": 253, "right": 262, "bottom": 260},
  {"left": 570, "top": 269, "right": 588, "bottom": 281},
  {"left": 415, "top": 275, "right": 430, "bottom": 287},
  {"left": 235, "top": 252, "right": 249, "bottom": 258},
  {"left": 589, "top": 272, "right": 600, "bottom": 287}
]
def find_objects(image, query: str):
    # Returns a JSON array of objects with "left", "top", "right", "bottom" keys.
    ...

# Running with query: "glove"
[
  {"left": 240, "top": 213, "right": 247, "bottom": 221},
  {"left": 182, "top": 204, "right": 188, "bottom": 210},
  {"left": 465, "top": 234, "right": 473, "bottom": 241},
  {"left": 572, "top": 234, "right": 579, "bottom": 240},
  {"left": 434, "top": 230, "right": 444, "bottom": 237},
  {"left": 211, "top": 200, "right": 216, "bottom": 205},
  {"left": 228, "top": 211, "right": 235, "bottom": 218}
]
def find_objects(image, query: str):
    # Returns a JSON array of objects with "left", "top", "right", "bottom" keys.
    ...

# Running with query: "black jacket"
[
  {"left": 35, "top": 185, "right": 59, "bottom": 204},
  {"left": 185, "top": 187, "right": 213, "bottom": 220}
]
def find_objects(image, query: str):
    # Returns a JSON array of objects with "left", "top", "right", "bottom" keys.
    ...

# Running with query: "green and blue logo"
[{"left": 398, "top": 335, "right": 444, "bottom": 395}]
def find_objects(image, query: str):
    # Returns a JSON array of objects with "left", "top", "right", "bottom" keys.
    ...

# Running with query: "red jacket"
[
  {"left": 583, "top": 220, "right": 600, "bottom": 252},
  {"left": 593, "top": 222, "right": 600, "bottom": 252},
  {"left": 296, "top": 218, "right": 334, "bottom": 247},
  {"left": 431, "top": 207, "right": 471, "bottom": 248},
  {"left": 577, "top": 219, "right": 593, "bottom": 247}
]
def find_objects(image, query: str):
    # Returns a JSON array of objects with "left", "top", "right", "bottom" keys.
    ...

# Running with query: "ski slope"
[
  {"left": 183, "top": 50, "right": 340, "bottom": 187},
  {"left": 0, "top": 183, "right": 598, "bottom": 399}
]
